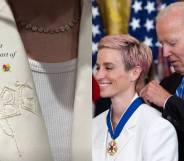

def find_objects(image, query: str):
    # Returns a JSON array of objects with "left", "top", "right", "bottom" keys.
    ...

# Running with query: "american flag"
[
  {"left": 129, "top": 0, "right": 158, "bottom": 60},
  {"left": 92, "top": 0, "right": 105, "bottom": 68},
  {"left": 129, "top": 0, "right": 176, "bottom": 61},
  {"left": 92, "top": 0, "right": 105, "bottom": 103}
]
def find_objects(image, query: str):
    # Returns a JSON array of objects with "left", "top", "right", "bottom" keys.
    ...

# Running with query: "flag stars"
[
  {"left": 92, "top": 42, "right": 98, "bottom": 54},
  {"left": 145, "top": 1, "right": 155, "bottom": 14},
  {"left": 92, "top": 25, "right": 100, "bottom": 37},
  {"left": 132, "top": 1, "right": 142, "bottom": 13},
  {"left": 144, "top": 19, "right": 154, "bottom": 32},
  {"left": 159, "top": 3, "right": 167, "bottom": 11},
  {"left": 130, "top": 18, "right": 140, "bottom": 31},
  {"left": 143, "top": 37, "right": 153, "bottom": 47},
  {"left": 92, "top": 6, "right": 99, "bottom": 18}
]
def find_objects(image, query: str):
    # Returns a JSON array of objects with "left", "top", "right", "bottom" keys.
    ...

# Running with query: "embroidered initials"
[
  {"left": 0, "top": 81, "right": 39, "bottom": 157},
  {"left": 0, "top": 81, "right": 38, "bottom": 119}
]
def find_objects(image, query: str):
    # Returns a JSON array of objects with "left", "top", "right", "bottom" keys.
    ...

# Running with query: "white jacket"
[
  {"left": 93, "top": 95, "right": 178, "bottom": 161},
  {"left": 0, "top": 0, "right": 92, "bottom": 160}
]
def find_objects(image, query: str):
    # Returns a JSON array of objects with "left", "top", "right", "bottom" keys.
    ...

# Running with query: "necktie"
[{"left": 176, "top": 77, "right": 184, "bottom": 99}]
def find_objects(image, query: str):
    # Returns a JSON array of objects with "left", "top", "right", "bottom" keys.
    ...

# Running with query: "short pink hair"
[{"left": 98, "top": 34, "right": 152, "bottom": 81}]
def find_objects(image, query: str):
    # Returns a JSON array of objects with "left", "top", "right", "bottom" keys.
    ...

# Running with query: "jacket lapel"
[
  {"left": 93, "top": 112, "right": 108, "bottom": 161},
  {"left": 113, "top": 108, "right": 137, "bottom": 160},
  {"left": 0, "top": 1, "right": 53, "bottom": 160},
  {"left": 72, "top": 0, "right": 92, "bottom": 161}
]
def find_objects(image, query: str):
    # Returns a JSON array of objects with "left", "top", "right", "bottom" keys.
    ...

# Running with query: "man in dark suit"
[{"left": 140, "top": 2, "right": 184, "bottom": 161}]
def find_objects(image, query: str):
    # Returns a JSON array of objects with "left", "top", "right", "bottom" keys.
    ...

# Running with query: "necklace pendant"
[{"left": 107, "top": 140, "right": 118, "bottom": 156}]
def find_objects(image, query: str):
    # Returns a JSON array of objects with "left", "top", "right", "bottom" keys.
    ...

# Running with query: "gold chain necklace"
[{"left": 16, "top": 16, "right": 80, "bottom": 34}]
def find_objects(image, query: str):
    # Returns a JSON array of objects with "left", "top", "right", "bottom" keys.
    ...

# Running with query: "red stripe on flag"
[{"left": 92, "top": 75, "right": 100, "bottom": 104}]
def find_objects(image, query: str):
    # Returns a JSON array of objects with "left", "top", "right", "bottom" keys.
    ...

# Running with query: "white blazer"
[
  {"left": 93, "top": 95, "right": 178, "bottom": 161},
  {"left": 0, "top": 0, "right": 92, "bottom": 161}
]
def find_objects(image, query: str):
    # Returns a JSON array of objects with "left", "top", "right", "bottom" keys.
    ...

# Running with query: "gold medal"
[{"left": 107, "top": 140, "right": 118, "bottom": 156}]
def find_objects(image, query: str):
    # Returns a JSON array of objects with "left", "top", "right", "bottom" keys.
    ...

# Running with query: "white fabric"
[
  {"left": 0, "top": 1, "right": 53, "bottom": 160},
  {"left": 93, "top": 95, "right": 178, "bottom": 161},
  {"left": 29, "top": 58, "right": 77, "bottom": 161},
  {"left": 163, "top": 95, "right": 173, "bottom": 108},
  {"left": 72, "top": 1, "right": 92, "bottom": 161}
]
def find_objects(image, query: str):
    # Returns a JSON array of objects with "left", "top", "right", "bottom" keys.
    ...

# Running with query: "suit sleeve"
[
  {"left": 164, "top": 95, "right": 184, "bottom": 125},
  {"left": 143, "top": 118, "right": 178, "bottom": 161},
  {"left": 158, "top": 73, "right": 184, "bottom": 131}
]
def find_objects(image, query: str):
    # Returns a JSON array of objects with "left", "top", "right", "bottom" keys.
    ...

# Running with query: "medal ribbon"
[{"left": 106, "top": 97, "right": 143, "bottom": 140}]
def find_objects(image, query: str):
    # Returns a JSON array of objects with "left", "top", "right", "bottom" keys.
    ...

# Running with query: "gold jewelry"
[
  {"left": 16, "top": 16, "right": 80, "bottom": 34},
  {"left": 107, "top": 140, "right": 118, "bottom": 156}
]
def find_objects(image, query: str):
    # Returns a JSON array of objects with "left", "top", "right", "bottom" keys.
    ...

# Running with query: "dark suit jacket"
[{"left": 157, "top": 72, "right": 184, "bottom": 161}]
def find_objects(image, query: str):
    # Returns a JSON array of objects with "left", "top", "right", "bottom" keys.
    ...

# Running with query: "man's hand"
[{"left": 140, "top": 80, "right": 172, "bottom": 107}]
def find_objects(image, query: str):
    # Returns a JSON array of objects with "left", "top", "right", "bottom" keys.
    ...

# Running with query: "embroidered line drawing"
[{"left": 0, "top": 81, "right": 39, "bottom": 157}]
